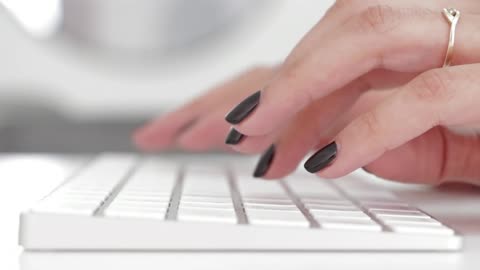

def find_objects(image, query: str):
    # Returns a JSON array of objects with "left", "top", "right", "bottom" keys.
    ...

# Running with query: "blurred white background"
[
  {"left": 0, "top": 0, "right": 334, "bottom": 117},
  {"left": 0, "top": 0, "right": 333, "bottom": 152}
]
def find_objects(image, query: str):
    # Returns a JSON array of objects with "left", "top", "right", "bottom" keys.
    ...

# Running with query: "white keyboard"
[{"left": 19, "top": 154, "right": 461, "bottom": 251}]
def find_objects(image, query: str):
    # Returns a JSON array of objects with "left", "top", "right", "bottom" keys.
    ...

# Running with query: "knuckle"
[
  {"left": 331, "top": 0, "right": 380, "bottom": 13},
  {"left": 326, "top": 0, "right": 356, "bottom": 17},
  {"left": 328, "top": 0, "right": 365, "bottom": 19},
  {"left": 277, "top": 60, "right": 316, "bottom": 107},
  {"left": 349, "top": 110, "right": 390, "bottom": 153},
  {"left": 354, "top": 5, "right": 401, "bottom": 33},
  {"left": 332, "top": 0, "right": 358, "bottom": 11},
  {"left": 411, "top": 69, "right": 455, "bottom": 102},
  {"left": 360, "top": 110, "right": 382, "bottom": 136}
]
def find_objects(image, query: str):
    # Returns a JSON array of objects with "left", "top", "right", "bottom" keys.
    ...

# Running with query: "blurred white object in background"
[
  {"left": 0, "top": 0, "right": 334, "bottom": 119},
  {"left": 62, "top": 0, "right": 253, "bottom": 54},
  {"left": 2, "top": 0, "right": 62, "bottom": 38}
]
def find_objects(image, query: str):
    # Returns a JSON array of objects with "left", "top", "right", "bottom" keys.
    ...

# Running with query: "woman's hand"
[
  {"left": 135, "top": 0, "right": 480, "bottom": 186},
  {"left": 134, "top": 67, "right": 276, "bottom": 152}
]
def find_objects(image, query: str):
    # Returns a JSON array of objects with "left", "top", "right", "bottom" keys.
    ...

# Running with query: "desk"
[{"left": 1, "top": 154, "right": 479, "bottom": 269}]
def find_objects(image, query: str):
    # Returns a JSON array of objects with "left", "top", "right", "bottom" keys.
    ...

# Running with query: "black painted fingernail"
[
  {"left": 225, "top": 91, "right": 261, "bottom": 124},
  {"left": 304, "top": 142, "right": 337, "bottom": 173},
  {"left": 253, "top": 145, "right": 275, "bottom": 178},
  {"left": 225, "top": 128, "right": 245, "bottom": 145}
]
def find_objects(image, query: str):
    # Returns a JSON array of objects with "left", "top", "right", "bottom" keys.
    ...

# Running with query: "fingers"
[
  {"left": 239, "top": 70, "right": 414, "bottom": 178},
  {"left": 176, "top": 111, "right": 231, "bottom": 151},
  {"left": 226, "top": 6, "right": 480, "bottom": 137},
  {"left": 262, "top": 89, "right": 394, "bottom": 179},
  {"left": 304, "top": 64, "right": 480, "bottom": 184},
  {"left": 250, "top": 82, "right": 364, "bottom": 178},
  {"left": 133, "top": 66, "right": 274, "bottom": 151},
  {"left": 248, "top": 71, "right": 411, "bottom": 178}
]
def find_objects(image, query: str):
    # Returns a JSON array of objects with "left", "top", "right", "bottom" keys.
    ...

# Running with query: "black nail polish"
[
  {"left": 304, "top": 142, "right": 337, "bottom": 173},
  {"left": 225, "top": 128, "right": 245, "bottom": 145},
  {"left": 253, "top": 145, "right": 275, "bottom": 178},
  {"left": 225, "top": 91, "right": 261, "bottom": 124}
]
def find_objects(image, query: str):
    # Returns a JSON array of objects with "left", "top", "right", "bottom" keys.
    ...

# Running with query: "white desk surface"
[{"left": 1, "top": 154, "right": 479, "bottom": 270}]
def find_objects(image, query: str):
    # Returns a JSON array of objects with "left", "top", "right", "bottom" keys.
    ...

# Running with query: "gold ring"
[{"left": 442, "top": 8, "right": 461, "bottom": 67}]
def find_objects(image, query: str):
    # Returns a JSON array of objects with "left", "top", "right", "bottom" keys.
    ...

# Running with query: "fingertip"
[
  {"left": 252, "top": 145, "right": 276, "bottom": 178},
  {"left": 303, "top": 142, "right": 337, "bottom": 173},
  {"left": 224, "top": 128, "right": 246, "bottom": 145},
  {"left": 224, "top": 90, "right": 261, "bottom": 125},
  {"left": 229, "top": 135, "right": 272, "bottom": 154},
  {"left": 177, "top": 115, "right": 231, "bottom": 151}
]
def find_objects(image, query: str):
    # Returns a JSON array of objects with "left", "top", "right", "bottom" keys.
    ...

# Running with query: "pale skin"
[{"left": 134, "top": 0, "right": 480, "bottom": 186}]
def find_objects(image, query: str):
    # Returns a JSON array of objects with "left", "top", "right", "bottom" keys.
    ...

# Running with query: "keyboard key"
[
  {"left": 177, "top": 208, "right": 237, "bottom": 224},
  {"left": 104, "top": 208, "right": 166, "bottom": 219},
  {"left": 333, "top": 176, "right": 397, "bottom": 200},
  {"left": 179, "top": 201, "right": 234, "bottom": 209},
  {"left": 181, "top": 195, "right": 232, "bottom": 203},
  {"left": 309, "top": 208, "right": 365, "bottom": 214},
  {"left": 390, "top": 224, "right": 454, "bottom": 235},
  {"left": 383, "top": 219, "right": 443, "bottom": 227},
  {"left": 36, "top": 155, "right": 138, "bottom": 215},
  {"left": 119, "top": 190, "right": 172, "bottom": 196},
  {"left": 284, "top": 178, "right": 343, "bottom": 197},
  {"left": 304, "top": 203, "right": 359, "bottom": 211},
  {"left": 319, "top": 219, "right": 381, "bottom": 231},
  {"left": 367, "top": 205, "right": 420, "bottom": 211},
  {"left": 243, "top": 203, "right": 298, "bottom": 211},
  {"left": 300, "top": 198, "right": 353, "bottom": 205},
  {"left": 109, "top": 200, "right": 170, "bottom": 208},
  {"left": 360, "top": 201, "right": 410, "bottom": 207},
  {"left": 114, "top": 194, "right": 171, "bottom": 202},
  {"left": 237, "top": 176, "right": 289, "bottom": 198},
  {"left": 372, "top": 209, "right": 429, "bottom": 217},
  {"left": 311, "top": 211, "right": 372, "bottom": 220},
  {"left": 242, "top": 198, "right": 292, "bottom": 204},
  {"left": 182, "top": 167, "right": 230, "bottom": 196},
  {"left": 378, "top": 215, "right": 434, "bottom": 222},
  {"left": 245, "top": 209, "right": 309, "bottom": 227}
]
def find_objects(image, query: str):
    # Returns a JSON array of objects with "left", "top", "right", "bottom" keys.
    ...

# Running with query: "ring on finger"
[{"left": 442, "top": 8, "right": 461, "bottom": 67}]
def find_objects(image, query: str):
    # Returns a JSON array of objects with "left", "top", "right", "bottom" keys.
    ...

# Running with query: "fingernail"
[
  {"left": 225, "top": 128, "right": 245, "bottom": 145},
  {"left": 253, "top": 145, "right": 275, "bottom": 178},
  {"left": 225, "top": 91, "right": 261, "bottom": 124},
  {"left": 304, "top": 142, "right": 337, "bottom": 173}
]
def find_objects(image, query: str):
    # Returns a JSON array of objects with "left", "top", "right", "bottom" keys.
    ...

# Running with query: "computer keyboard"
[{"left": 19, "top": 154, "right": 461, "bottom": 251}]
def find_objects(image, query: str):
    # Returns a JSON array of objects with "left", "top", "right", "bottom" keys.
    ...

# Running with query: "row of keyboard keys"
[
  {"left": 103, "top": 158, "right": 177, "bottom": 219},
  {"left": 362, "top": 203, "right": 455, "bottom": 235},
  {"left": 237, "top": 175, "right": 309, "bottom": 227},
  {"left": 177, "top": 166, "right": 236, "bottom": 224},
  {"left": 334, "top": 176, "right": 455, "bottom": 235},
  {"left": 285, "top": 177, "right": 382, "bottom": 231},
  {"left": 43, "top": 156, "right": 454, "bottom": 236},
  {"left": 33, "top": 155, "right": 137, "bottom": 215}
]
